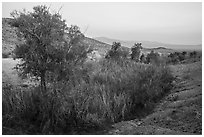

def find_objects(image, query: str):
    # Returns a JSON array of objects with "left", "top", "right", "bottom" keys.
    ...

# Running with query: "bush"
[
  {"left": 2, "top": 84, "right": 83, "bottom": 134},
  {"left": 167, "top": 51, "right": 191, "bottom": 64},
  {"left": 3, "top": 59, "right": 174, "bottom": 134}
]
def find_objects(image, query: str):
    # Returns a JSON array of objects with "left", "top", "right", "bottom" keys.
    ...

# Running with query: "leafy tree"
[
  {"left": 105, "top": 42, "right": 121, "bottom": 59},
  {"left": 11, "top": 5, "right": 90, "bottom": 92},
  {"left": 130, "top": 43, "right": 142, "bottom": 62}
]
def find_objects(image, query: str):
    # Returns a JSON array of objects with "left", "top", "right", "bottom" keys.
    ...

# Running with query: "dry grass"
[{"left": 2, "top": 58, "right": 174, "bottom": 134}]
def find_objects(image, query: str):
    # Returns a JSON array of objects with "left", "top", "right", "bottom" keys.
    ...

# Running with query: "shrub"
[
  {"left": 77, "top": 60, "right": 173, "bottom": 122},
  {"left": 3, "top": 58, "right": 174, "bottom": 135},
  {"left": 2, "top": 84, "right": 82, "bottom": 134},
  {"left": 65, "top": 59, "right": 174, "bottom": 124},
  {"left": 167, "top": 51, "right": 190, "bottom": 64}
]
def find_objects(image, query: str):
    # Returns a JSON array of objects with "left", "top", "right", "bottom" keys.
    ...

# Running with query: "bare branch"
[{"left": 57, "top": 5, "right": 64, "bottom": 14}]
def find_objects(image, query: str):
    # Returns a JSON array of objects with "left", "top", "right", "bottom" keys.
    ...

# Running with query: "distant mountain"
[{"left": 94, "top": 37, "right": 202, "bottom": 50}]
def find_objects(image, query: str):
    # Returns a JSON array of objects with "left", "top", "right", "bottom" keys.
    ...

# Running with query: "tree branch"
[{"left": 25, "top": 28, "right": 41, "bottom": 40}]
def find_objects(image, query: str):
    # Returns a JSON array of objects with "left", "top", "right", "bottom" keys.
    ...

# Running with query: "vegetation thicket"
[
  {"left": 3, "top": 5, "right": 175, "bottom": 135},
  {"left": 105, "top": 42, "right": 129, "bottom": 59},
  {"left": 9, "top": 5, "right": 92, "bottom": 92},
  {"left": 167, "top": 51, "right": 201, "bottom": 64}
]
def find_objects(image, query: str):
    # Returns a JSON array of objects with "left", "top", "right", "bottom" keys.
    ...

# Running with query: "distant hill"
[
  {"left": 3, "top": 18, "right": 201, "bottom": 58},
  {"left": 82, "top": 37, "right": 111, "bottom": 56},
  {"left": 2, "top": 18, "right": 111, "bottom": 57},
  {"left": 2, "top": 18, "right": 19, "bottom": 55},
  {"left": 94, "top": 37, "right": 202, "bottom": 50}
]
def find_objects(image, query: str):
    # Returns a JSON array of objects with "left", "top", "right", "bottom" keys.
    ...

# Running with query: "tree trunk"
[{"left": 40, "top": 71, "right": 46, "bottom": 92}]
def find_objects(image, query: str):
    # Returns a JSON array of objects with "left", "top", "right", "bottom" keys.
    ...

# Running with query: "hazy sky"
[{"left": 2, "top": 2, "right": 202, "bottom": 45}]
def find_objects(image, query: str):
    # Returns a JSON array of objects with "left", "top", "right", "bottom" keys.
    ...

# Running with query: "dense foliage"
[
  {"left": 3, "top": 58, "right": 174, "bottom": 134},
  {"left": 130, "top": 43, "right": 142, "bottom": 62},
  {"left": 167, "top": 51, "right": 201, "bottom": 64},
  {"left": 11, "top": 5, "right": 91, "bottom": 92},
  {"left": 105, "top": 42, "right": 129, "bottom": 59},
  {"left": 3, "top": 4, "right": 177, "bottom": 135}
]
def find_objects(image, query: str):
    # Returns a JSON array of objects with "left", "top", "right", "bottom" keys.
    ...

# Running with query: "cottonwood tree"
[{"left": 11, "top": 5, "right": 91, "bottom": 92}]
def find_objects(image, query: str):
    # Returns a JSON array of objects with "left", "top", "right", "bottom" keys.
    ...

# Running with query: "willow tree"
[{"left": 11, "top": 5, "right": 90, "bottom": 91}]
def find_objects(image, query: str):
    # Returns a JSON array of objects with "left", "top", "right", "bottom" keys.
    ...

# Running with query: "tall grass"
[{"left": 2, "top": 59, "right": 174, "bottom": 134}]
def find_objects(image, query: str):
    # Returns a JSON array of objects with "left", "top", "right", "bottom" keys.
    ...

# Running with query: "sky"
[{"left": 2, "top": 2, "right": 202, "bottom": 45}]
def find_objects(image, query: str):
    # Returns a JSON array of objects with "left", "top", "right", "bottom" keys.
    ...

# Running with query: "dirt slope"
[
  {"left": 2, "top": 18, "right": 19, "bottom": 55},
  {"left": 103, "top": 61, "right": 202, "bottom": 135}
]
